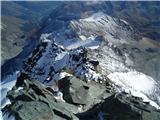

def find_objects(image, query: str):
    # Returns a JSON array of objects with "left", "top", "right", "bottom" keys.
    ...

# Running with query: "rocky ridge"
[
  {"left": 1, "top": 2, "right": 160, "bottom": 120},
  {"left": 2, "top": 76, "right": 160, "bottom": 120}
]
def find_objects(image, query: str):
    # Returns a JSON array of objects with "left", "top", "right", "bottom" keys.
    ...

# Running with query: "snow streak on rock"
[{"left": 1, "top": 71, "right": 19, "bottom": 119}]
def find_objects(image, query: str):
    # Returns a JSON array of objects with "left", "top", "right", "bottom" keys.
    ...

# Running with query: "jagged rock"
[
  {"left": 7, "top": 101, "right": 55, "bottom": 120},
  {"left": 89, "top": 60, "right": 99, "bottom": 66},
  {"left": 3, "top": 79, "right": 79, "bottom": 120},
  {"left": 58, "top": 76, "right": 90, "bottom": 105},
  {"left": 142, "top": 110, "right": 160, "bottom": 120},
  {"left": 100, "top": 95, "right": 141, "bottom": 120},
  {"left": 58, "top": 76, "right": 110, "bottom": 108},
  {"left": 100, "top": 94, "right": 160, "bottom": 120},
  {"left": 77, "top": 94, "right": 160, "bottom": 120},
  {"left": 3, "top": 77, "right": 160, "bottom": 120}
]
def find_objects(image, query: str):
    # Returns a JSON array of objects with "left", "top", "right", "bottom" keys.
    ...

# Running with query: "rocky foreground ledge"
[{"left": 2, "top": 75, "right": 160, "bottom": 120}]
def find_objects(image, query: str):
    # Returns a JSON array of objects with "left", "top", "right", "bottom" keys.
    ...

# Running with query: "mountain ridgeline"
[{"left": 1, "top": 1, "right": 160, "bottom": 120}]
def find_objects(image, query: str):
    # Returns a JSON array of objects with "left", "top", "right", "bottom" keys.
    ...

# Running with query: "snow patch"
[
  {"left": 120, "top": 19, "right": 128, "bottom": 25},
  {"left": 53, "top": 72, "right": 72, "bottom": 81},
  {"left": 40, "top": 33, "right": 51, "bottom": 42},
  {"left": 67, "top": 35, "right": 101, "bottom": 50},
  {"left": 1, "top": 71, "right": 19, "bottom": 120},
  {"left": 1, "top": 71, "right": 19, "bottom": 108},
  {"left": 79, "top": 35, "right": 87, "bottom": 41},
  {"left": 83, "top": 12, "right": 106, "bottom": 22},
  {"left": 107, "top": 71, "right": 160, "bottom": 109}
]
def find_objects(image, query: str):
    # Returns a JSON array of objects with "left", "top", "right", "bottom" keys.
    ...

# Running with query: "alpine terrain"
[{"left": 1, "top": 1, "right": 160, "bottom": 120}]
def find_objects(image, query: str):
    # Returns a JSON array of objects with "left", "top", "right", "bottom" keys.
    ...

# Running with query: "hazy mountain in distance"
[
  {"left": 1, "top": 1, "right": 160, "bottom": 76},
  {"left": 1, "top": 1, "right": 62, "bottom": 65},
  {"left": 109, "top": 1, "right": 160, "bottom": 41}
]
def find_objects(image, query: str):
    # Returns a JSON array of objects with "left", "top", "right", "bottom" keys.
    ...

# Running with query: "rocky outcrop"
[
  {"left": 3, "top": 79, "right": 79, "bottom": 120},
  {"left": 2, "top": 77, "right": 160, "bottom": 120},
  {"left": 58, "top": 76, "right": 109, "bottom": 106},
  {"left": 77, "top": 94, "right": 160, "bottom": 120}
]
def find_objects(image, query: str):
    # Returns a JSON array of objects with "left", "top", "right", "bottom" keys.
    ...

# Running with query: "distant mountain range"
[
  {"left": 1, "top": 1, "right": 160, "bottom": 66},
  {"left": 108, "top": 1, "right": 160, "bottom": 40},
  {"left": 1, "top": 1, "right": 61, "bottom": 65}
]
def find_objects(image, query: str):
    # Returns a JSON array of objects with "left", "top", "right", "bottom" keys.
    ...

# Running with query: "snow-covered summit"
[{"left": 70, "top": 12, "right": 135, "bottom": 46}]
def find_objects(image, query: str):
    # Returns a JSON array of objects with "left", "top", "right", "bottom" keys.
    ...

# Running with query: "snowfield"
[
  {"left": 1, "top": 71, "right": 20, "bottom": 108},
  {"left": 83, "top": 12, "right": 106, "bottom": 22},
  {"left": 107, "top": 71, "right": 160, "bottom": 109},
  {"left": 66, "top": 36, "right": 101, "bottom": 50},
  {"left": 1, "top": 71, "right": 19, "bottom": 120}
]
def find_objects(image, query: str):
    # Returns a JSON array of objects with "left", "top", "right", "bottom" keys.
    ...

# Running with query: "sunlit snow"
[
  {"left": 107, "top": 71, "right": 160, "bottom": 109},
  {"left": 1, "top": 71, "right": 19, "bottom": 120}
]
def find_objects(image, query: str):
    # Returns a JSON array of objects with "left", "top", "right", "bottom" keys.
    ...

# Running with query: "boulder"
[
  {"left": 58, "top": 76, "right": 110, "bottom": 108},
  {"left": 76, "top": 93, "right": 160, "bottom": 120},
  {"left": 8, "top": 101, "right": 54, "bottom": 120},
  {"left": 3, "top": 79, "right": 79, "bottom": 120},
  {"left": 58, "top": 76, "right": 90, "bottom": 105},
  {"left": 3, "top": 78, "right": 160, "bottom": 120}
]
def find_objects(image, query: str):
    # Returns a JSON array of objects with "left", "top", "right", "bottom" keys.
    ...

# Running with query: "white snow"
[
  {"left": 53, "top": 52, "right": 69, "bottom": 72},
  {"left": 55, "top": 52, "right": 67, "bottom": 61},
  {"left": 53, "top": 48, "right": 101, "bottom": 81},
  {"left": 71, "top": 11, "right": 135, "bottom": 46},
  {"left": 83, "top": 12, "right": 106, "bottom": 22},
  {"left": 79, "top": 35, "right": 87, "bottom": 41},
  {"left": 1, "top": 71, "right": 19, "bottom": 108},
  {"left": 40, "top": 33, "right": 51, "bottom": 42},
  {"left": 66, "top": 36, "right": 101, "bottom": 50},
  {"left": 30, "top": 39, "right": 54, "bottom": 82},
  {"left": 78, "top": 35, "right": 95, "bottom": 41},
  {"left": 53, "top": 72, "right": 72, "bottom": 81},
  {"left": 107, "top": 71, "right": 160, "bottom": 109},
  {"left": 86, "top": 1, "right": 103, "bottom": 5},
  {"left": 1, "top": 71, "right": 19, "bottom": 120},
  {"left": 54, "top": 91, "right": 65, "bottom": 102},
  {"left": 120, "top": 19, "right": 128, "bottom": 25}
]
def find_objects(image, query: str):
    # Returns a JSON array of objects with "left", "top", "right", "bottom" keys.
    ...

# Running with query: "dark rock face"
[
  {"left": 58, "top": 76, "right": 90, "bottom": 105},
  {"left": 77, "top": 94, "right": 160, "bottom": 120},
  {"left": 58, "top": 76, "right": 111, "bottom": 107},
  {"left": 3, "top": 79, "right": 79, "bottom": 120},
  {"left": 8, "top": 101, "right": 54, "bottom": 120},
  {"left": 89, "top": 60, "right": 99, "bottom": 66},
  {"left": 3, "top": 78, "right": 160, "bottom": 120}
]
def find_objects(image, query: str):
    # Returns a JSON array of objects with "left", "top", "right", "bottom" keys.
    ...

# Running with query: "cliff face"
[
  {"left": 1, "top": 1, "right": 160, "bottom": 120},
  {"left": 2, "top": 1, "right": 160, "bottom": 77},
  {"left": 2, "top": 78, "right": 160, "bottom": 120}
]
